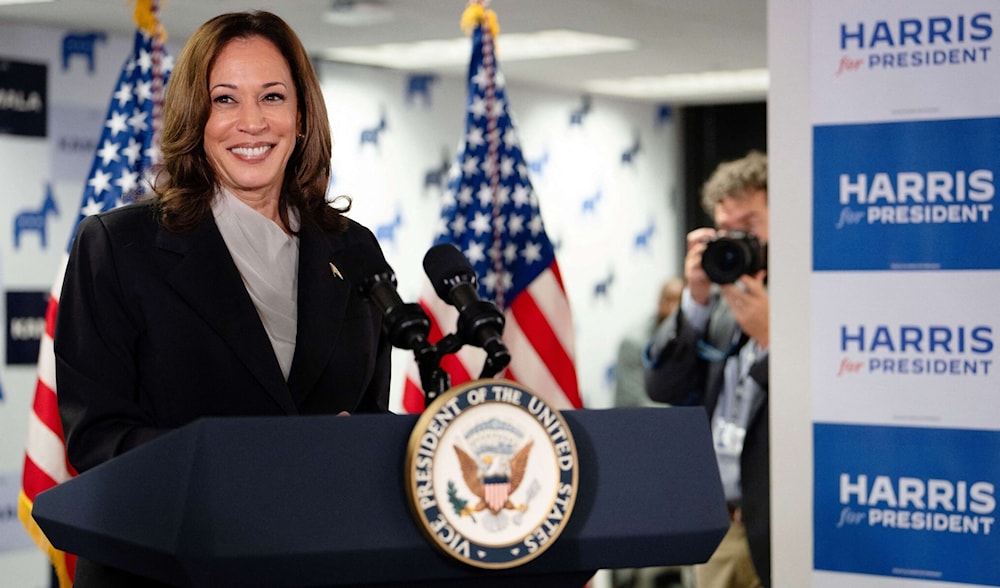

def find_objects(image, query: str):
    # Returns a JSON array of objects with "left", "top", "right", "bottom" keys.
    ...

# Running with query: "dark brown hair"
[{"left": 154, "top": 10, "right": 346, "bottom": 232}]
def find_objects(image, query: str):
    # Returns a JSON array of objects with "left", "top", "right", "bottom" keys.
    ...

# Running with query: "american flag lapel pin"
[{"left": 329, "top": 262, "right": 343, "bottom": 279}]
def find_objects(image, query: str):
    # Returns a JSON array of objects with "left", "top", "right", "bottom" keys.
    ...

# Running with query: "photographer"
[{"left": 644, "top": 150, "right": 770, "bottom": 588}]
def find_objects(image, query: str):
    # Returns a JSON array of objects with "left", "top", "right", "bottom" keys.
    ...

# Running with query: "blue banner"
[
  {"left": 813, "top": 117, "right": 1000, "bottom": 271},
  {"left": 6, "top": 290, "right": 48, "bottom": 366},
  {"left": 814, "top": 423, "right": 1000, "bottom": 585},
  {"left": 0, "top": 59, "right": 47, "bottom": 138}
]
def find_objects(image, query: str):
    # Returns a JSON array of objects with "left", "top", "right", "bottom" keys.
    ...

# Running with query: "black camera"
[{"left": 701, "top": 231, "right": 766, "bottom": 284}]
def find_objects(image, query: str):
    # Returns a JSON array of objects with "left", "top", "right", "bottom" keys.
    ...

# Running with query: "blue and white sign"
[
  {"left": 811, "top": 273, "right": 998, "bottom": 431},
  {"left": 812, "top": 1, "right": 1000, "bottom": 125},
  {"left": 814, "top": 117, "right": 999, "bottom": 271},
  {"left": 811, "top": 1, "right": 1000, "bottom": 587},
  {"left": 815, "top": 423, "right": 999, "bottom": 586}
]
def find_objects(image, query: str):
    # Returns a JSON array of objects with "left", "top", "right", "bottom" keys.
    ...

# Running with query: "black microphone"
[
  {"left": 422, "top": 243, "right": 510, "bottom": 376},
  {"left": 337, "top": 252, "right": 430, "bottom": 351}
]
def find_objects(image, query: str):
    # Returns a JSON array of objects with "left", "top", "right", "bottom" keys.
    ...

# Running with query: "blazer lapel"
[
  {"left": 155, "top": 217, "right": 297, "bottom": 414},
  {"left": 286, "top": 223, "right": 352, "bottom": 406}
]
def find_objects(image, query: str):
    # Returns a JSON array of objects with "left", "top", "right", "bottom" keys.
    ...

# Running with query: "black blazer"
[{"left": 56, "top": 200, "right": 392, "bottom": 474}]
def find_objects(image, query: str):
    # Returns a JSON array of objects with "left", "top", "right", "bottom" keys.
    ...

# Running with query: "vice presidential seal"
[{"left": 405, "top": 379, "right": 579, "bottom": 569}]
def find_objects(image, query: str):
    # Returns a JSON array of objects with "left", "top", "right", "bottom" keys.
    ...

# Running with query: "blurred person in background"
[
  {"left": 644, "top": 151, "right": 770, "bottom": 588},
  {"left": 614, "top": 277, "right": 684, "bottom": 408}
]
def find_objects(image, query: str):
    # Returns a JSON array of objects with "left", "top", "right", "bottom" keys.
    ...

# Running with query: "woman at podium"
[{"left": 55, "top": 12, "right": 392, "bottom": 584}]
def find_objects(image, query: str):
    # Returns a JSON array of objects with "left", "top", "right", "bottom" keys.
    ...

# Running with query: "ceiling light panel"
[
  {"left": 321, "top": 29, "right": 637, "bottom": 69},
  {"left": 586, "top": 68, "right": 769, "bottom": 102}
]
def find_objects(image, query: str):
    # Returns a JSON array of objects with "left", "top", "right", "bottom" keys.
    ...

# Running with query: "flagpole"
[
  {"left": 149, "top": 0, "right": 165, "bottom": 155},
  {"left": 477, "top": 2, "right": 508, "bottom": 309}
]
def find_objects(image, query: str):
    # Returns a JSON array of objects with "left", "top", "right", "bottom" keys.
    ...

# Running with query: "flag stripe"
[
  {"left": 401, "top": 370, "right": 425, "bottom": 414},
  {"left": 509, "top": 288, "right": 580, "bottom": 407},
  {"left": 36, "top": 315, "right": 58, "bottom": 395},
  {"left": 21, "top": 451, "right": 59, "bottom": 500},
  {"left": 44, "top": 294, "right": 58, "bottom": 338},
  {"left": 25, "top": 322, "right": 76, "bottom": 491},
  {"left": 515, "top": 274, "right": 575, "bottom": 366},
  {"left": 523, "top": 267, "right": 575, "bottom": 357},
  {"left": 503, "top": 313, "right": 574, "bottom": 410},
  {"left": 27, "top": 384, "right": 65, "bottom": 462}
]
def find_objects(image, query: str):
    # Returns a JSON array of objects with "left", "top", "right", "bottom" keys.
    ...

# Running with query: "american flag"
[
  {"left": 18, "top": 7, "right": 170, "bottom": 585},
  {"left": 402, "top": 5, "right": 582, "bottom": 412}
]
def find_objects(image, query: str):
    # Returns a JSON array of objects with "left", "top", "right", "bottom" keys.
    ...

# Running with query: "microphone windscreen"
[{"left": 422, "top": 243, "right": 474, "bottom": 300}]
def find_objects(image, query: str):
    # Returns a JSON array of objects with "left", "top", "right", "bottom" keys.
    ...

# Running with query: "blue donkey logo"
[
  {"left": 14, "top": 184, "right": 59, "bottom": 249},
  {"left": 62, "top": 31, "right": 107, "bottom": 73}
]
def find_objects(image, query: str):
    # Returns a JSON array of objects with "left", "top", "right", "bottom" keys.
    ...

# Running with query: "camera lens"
[
  {"left": 703, "top": 240, "right": 751, "bottom": 284},
  {"left": 701, "top": 231, "right": 764, "bottom": 284}
]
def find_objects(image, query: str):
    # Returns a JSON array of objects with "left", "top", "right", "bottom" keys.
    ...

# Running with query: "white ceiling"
[{"left": 0, "top": 0, "right": 767, "bottom": 103}]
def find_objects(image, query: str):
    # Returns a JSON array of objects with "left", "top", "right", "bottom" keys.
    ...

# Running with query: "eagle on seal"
[{"left": 454, "top": 441, "right": 534, "bottom": 515}]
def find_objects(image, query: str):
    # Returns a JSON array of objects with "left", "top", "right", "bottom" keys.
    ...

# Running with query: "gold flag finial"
[
  {"left": 461, "top": 0, "right": 499, "bottom": 38},
  {"left": 133, "top": 0, "right": 167, "bottom": 41}
]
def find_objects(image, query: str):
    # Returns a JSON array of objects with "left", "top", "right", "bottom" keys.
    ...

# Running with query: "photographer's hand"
[
  {"left": 685, "top": 227, "right": 717, "bottom": 305},
  {"left": 720, "top": 270, "right": 769, "bottom": 349}
]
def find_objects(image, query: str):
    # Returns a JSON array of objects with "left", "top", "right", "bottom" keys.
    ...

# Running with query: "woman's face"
[{"left": 204, "top": 36, "right": 299, "bottom": 205}]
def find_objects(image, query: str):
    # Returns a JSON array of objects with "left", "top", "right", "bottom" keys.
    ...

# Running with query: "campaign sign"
[
  {"left": 0, "top": 59, "right": 47, "bottom": 137},
  {"left": 6, "top": 290, "right": 49, "bottom": 365},
  {"left": 811, "top": 272, "right": 998, "bottom": 430},
  {"left": 815, "top": 423, "right": 999, "bottom": 585},
  {"left": 813, "top": 117, "right": 1000, "bottom": 271},
  {"left": 811, "top": 1, "right": 1000, "bottom": 126},
  {"left": 49, "top": 104, "right": 105, "bottom": 181}
]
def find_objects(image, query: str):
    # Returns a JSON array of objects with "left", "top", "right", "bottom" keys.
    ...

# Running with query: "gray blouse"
[{"left": 212, "top": 190, "right": 300, "bottom": 380}]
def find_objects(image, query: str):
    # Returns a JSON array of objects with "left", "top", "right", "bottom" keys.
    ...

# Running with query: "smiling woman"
[
  {"left": 155, "top": 10, "right": 341, "bottom": 234},
  {"left": 203, "top": 36, "right": 300, "bottom": 227},
  {"left": 53, "top": 11, "right": 394, "bottom": 587}
]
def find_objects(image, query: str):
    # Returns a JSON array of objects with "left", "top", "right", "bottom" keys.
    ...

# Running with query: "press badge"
[{"left": 712, "top": 416, "right": 747, "bottom": 457}]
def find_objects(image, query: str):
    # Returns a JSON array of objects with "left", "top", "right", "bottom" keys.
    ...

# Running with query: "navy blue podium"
[{"left": 32, "top": 407, "right": 727, "bottom": 587}]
